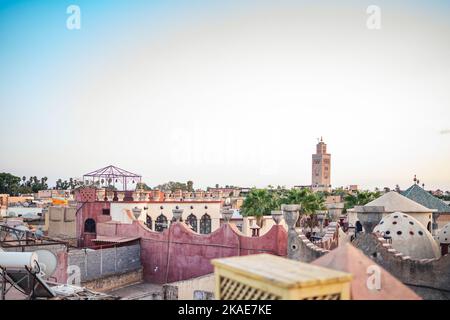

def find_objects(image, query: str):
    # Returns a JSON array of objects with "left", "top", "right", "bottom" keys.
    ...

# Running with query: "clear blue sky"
[{"left": 1, "top": 0, "right": 449, "bottom": 190}]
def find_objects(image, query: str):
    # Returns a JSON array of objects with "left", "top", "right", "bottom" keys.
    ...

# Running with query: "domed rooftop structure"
[
  {"left": 366, "top": 191, "right": 434, "bottom": 213},
  {"left": 374, "top": 212, "right": 440, "bottom": 259},
  {"left": 364, "top": 191, "right": 435, "bottom": 231},
  {"left": 437, "top": 223, "right": 450, "bottom": 244}
]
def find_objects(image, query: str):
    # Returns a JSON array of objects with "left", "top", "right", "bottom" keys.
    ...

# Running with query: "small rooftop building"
[
  {"left": 373, "top": 212, "right": 440, "bottom": 259},
  {"left": 436, "top": 222, "right": 450, "bottom": 256},
  {"left": 312, "top": 243, "right": 421, "bottom": 300},
  {"left": 437, "top": 223, "right": 450, "bottom": 245},
  {"left": 364, "top": 191, "right": 435, "bottom": 231},
  {"left": 402, "top": 184, "right": 450, "bottom": 228}
]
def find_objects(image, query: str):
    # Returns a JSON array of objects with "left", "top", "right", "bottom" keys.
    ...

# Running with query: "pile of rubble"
[{"left": 48, "top": 284, "right": 119, "bottom": 300}]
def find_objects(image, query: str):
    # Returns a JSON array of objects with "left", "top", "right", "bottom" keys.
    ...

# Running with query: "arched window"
[
  {"left": 355, "top": 221, "right": 363, "bottom": 233},
  {"left": 84, "top": 218, "right": 96, "bottom": 233},
  {"left": 155, "top": 214, "right": 168, "bottom": 232},
  {"left": 186, "top": 214, "right": 198, "bottom": 232},
  {"left": 200, "top": 213, "right": 211, "bottom": 234},
  {"left": 146, "top": 215, "right": 152, "bottom": 230},
  {"left": 427, "top": 221, "right": 431, "bottom": 232}
]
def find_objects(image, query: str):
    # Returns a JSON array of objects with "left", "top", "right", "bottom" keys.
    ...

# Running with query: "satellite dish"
[{"left": 35, "top": 250, "right": 57, "bottom": 279}]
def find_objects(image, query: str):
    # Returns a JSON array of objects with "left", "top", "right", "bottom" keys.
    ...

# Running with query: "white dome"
[
  {"left": 437, "top": 223, "right": 450, "bottom": 244},
  {"left": 374, "top": 212, "right": 440, "bottom": 259}
]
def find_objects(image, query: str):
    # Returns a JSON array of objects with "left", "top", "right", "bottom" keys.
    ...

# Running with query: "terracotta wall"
[
  {"left": 76, "top": 201, "right": 112, "bottom": 247},
  {"left": 97, "top": 220, "right": 287, "bottom": 284}
]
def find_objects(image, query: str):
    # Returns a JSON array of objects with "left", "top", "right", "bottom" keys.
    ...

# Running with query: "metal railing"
[{"left": 0, "top": 224, "right": 69, "bottom": 251}]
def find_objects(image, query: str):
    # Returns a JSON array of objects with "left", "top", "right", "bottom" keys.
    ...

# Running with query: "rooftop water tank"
[{"left": 0, "top": 252, "right": 39, "bottom": 270}]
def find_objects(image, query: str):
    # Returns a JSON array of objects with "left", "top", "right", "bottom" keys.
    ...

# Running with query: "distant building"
[
  {"left": 206, "top": 187, "right": 240, "bottom": 197},
  {"left": 402, "top": 183, "right": 450, "bottom": 227},
  {"left": 356, "top": 191, "right": 435, "bottom": 231},
  {"left": 311, "top": 137, "right": 331, "bottom": 192},
  {"left": 37, "top": 189, "right": 71, "bottom": 200}
]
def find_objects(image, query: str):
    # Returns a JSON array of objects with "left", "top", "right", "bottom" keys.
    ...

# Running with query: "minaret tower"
[{"left": 311, "top": 137, "right": 331, "bottom": 191}]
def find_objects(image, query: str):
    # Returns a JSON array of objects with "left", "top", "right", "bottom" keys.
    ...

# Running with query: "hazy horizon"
[{"left": 1, "top": 0, "right": 449, "bottom": 191}]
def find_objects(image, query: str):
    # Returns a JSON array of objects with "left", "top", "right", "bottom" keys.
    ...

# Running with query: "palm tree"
[
  {"left": 240, "top": 189, "right": 278, "bottom": 227},
  {"left": 344, "top": 190, "right": 381, "bottom": 210},
  {"left": 279, "top": 188, "right": 326, "bottom": 214},
  {"left": 279, "top": 188, "right": 326, "bottom": 232}
]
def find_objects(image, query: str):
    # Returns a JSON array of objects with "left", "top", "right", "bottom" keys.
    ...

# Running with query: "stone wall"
[
  {"left": 353, "top": 233, "right": 450, "bottom": 299},
  {"left": 68, "top": 244, "right": 141, "bottom": 283},
  {"left": 288, "top": 222, "right": 340, "bottom": 263},
  {"left": 165, "top": 273, "right": 215, "bottom": 300},
  {"left": 82, "top": 268, "right": 143, "bottom": 293},
  {"left": 47, "top": 206, "right": 77, "bottom": 240}
]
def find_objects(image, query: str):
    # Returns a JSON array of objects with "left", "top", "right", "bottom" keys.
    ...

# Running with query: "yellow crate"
[{"left": 211, "top": 254, "right": 352, "bottom": 300}]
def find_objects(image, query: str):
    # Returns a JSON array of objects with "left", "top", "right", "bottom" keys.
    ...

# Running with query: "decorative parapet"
[
  {"left": 283, "top": 200, "right": 340, "bottom": 263},
  {"left": 327, "top": 203, "right": 345, "bottom": 221},
  {"left": 353, "top": 232, "right": 450, "bottom": 297},
  {"left": 282, "top": 204, "right": 300, "bottom": 230},
  {"left": 95, "top": 219, "right": 288, "bottom": 284},
  {"left": 283, "top": 204, "right": 301, "bottom": 260}
]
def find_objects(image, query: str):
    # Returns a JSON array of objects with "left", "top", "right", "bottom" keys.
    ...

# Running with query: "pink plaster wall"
[
  {"left": 53, "top": 250, "right": 68, "bottom": 283},
  {"left": 76, "top": 201, "right": 112, "bottom": 247},
  {"left": 97, "top": 221, "right": 287, "bottom": 284}
]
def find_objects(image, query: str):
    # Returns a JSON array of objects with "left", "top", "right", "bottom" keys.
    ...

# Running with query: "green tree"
[
  {"left": 155, "top": 181, "right": 189, "bottom": 192},
  {"left": 187, "top": 180, "right": 194, "bottom": 192},
  {"left": 54, "top": 178, "right": 82, "bottom": 190},
  {"left": 331, "top": 187, "right": 348, "bottom": 197},
  {"left": 240, "top": 189, "right": 278, "bottom": 227},
  {"left": 278, "top": 188, "right": 326, "bottom": 215},
  {"left": 0, "top": 173, "right": 21, "bottom": 195},
  {"left": 136, "top": 182, "right": 152, "bottom": 190},
  {"left": 344, "top": 190, "right": 381, "bottom": 210},
  {"left": 1, "top": 174, "right": 49, "bottom": 194}
]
